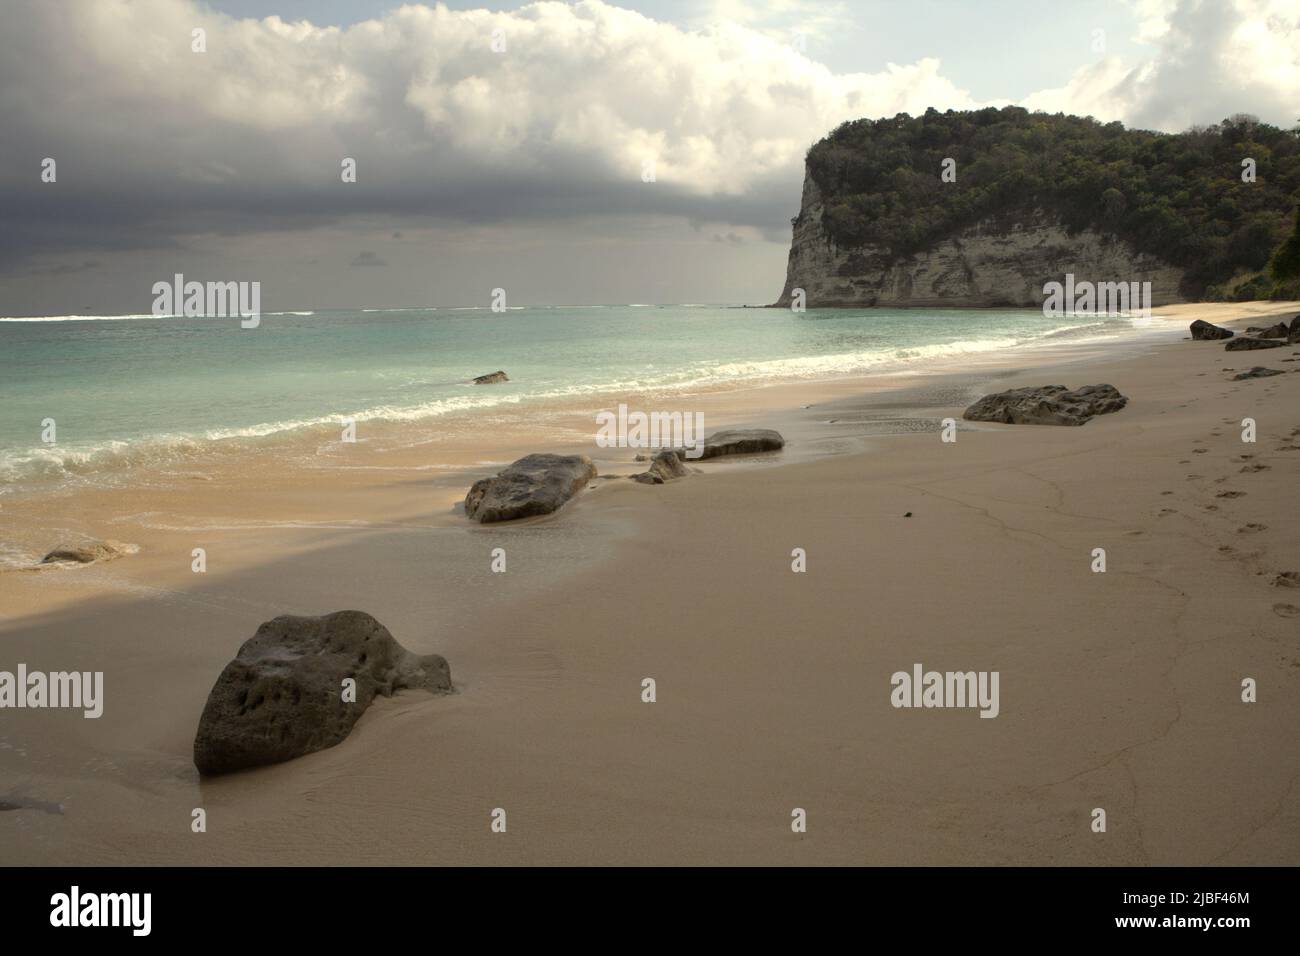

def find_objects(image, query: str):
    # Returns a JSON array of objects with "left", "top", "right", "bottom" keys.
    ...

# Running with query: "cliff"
[
  {"left": 771, "top": 107, "right": 1300, "bottom": 308},
  {"left": 774, "top": 176, "right": 1185, "bottom": 308}
]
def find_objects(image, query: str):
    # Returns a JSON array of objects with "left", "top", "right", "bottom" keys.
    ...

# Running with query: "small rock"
[
  {"left": 471, "top": 370, "right": 509, "bottom": 385},
  {"left": 631, "top": 449, "right": 691, "bottom": 484},
  {"left": 1232, "top": 367, "right": 1285, "bottom": 380}
]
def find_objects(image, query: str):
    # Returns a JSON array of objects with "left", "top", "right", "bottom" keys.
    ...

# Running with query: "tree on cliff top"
[
  {"left": 1270, "top": 206, "right": 1300, "bottom": 282},
  {"left": 805, "top": 107, "right": 1300, "bottom": 299}
]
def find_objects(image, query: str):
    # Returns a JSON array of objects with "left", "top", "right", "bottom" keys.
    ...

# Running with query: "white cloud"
[{"left": 1024, "top": 0, "right": 1300, "bottom": 131}]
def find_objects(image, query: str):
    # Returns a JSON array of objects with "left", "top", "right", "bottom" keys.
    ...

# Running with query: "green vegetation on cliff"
[{"left": 804, "top": 106, "right": 1300, "bottom": 299}]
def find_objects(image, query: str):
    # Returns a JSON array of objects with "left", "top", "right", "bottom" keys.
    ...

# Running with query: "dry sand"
[{"left": 1, "top": 301, "right": 1298, "bottom": 865}]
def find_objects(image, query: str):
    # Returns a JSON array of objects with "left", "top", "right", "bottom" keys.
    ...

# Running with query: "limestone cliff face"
[{"left": 773, "top": 174, "right": 1186, "bottom": 308}]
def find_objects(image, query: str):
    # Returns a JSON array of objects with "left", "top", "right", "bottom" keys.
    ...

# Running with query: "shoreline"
[{"left": 1, "top": 300, "right": 1298, "bottom": 865}]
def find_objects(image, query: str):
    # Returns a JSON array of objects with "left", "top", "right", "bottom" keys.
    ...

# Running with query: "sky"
[{"left": 1, "top": 0, "right": 1298, "bottom": 313}]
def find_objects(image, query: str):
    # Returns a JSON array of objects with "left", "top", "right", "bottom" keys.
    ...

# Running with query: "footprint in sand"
[
  {"left": 1161, "top": 490, "right": 1173, "bottom": 495},
  {"left": 1240, "top": 463, "right": 1270, "bottom": 473},
  {"left": 1158, "top": 508, "right": 1177, "bottom": 517},
  {"left": 1192, "top": 448, "right": 1208, "bottom": 454},
  {"left": 1203, "top": 504, "right": 1220, "bottom": 511},
  {"left": 1216, "top": 490, "right": 1246, "bottom": 498},
  {"left": 1218, "top": 545, "right": 1235, "bottom": 554},
  {"left": 1238, "top": 523, "right": 1268, "bottom": 533},
  {"left": 1273, "top": 572, "right": 1300, "bottom": 588},
  {"left": 1273, "top": 603, "right": 1300, "bottom": 618},
  {"left": 1233, "top": 454, "right": 1255, "bottom": 461}
]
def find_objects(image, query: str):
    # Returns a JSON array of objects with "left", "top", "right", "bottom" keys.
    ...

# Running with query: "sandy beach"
[{"left": 2, "top": 301, "right": 1298, "bottom": 866}]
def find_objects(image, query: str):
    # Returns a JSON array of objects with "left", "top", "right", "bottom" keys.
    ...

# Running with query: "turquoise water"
[{"left": 0, "top": 305, "right": 1137, "bottom": 482}]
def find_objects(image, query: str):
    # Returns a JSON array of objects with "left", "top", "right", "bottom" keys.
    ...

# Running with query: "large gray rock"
[
  {"left": 962, "top": 384, "right": 1128, "bottom": 426},
  {"left": 1257, "top": 322, "right": 1290, "bottom": 339},
  {"left": 689, "top": 429, "right": 786, "bottom": 459},
  {"left": 194, "top": 611, "right": 450, "bottom": 775},
  {"left": 472, "top": 370, "right": 509, "bottom": 384},
  {"left": 1225, "top": 337, "right": 1287, "bottom": 351},
  {"left": 1190, "top": 319, "right": 1234, "bottom": 340},
  {"left": 464, "top": 453, "right": 596, "bottom": 522},
  {"left": 1289, "top": 316, "right": 1300, "bottom": 344}
]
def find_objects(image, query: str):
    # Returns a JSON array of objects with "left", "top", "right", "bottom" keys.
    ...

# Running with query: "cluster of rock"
[
  {"left": 194, "top": 610, "right": 451, "bottom": 775},
  {"left": 193, "top": 431, "right": 789, "bottom": 773},
  {"left": 464, "top": 430, "right": 786, "bottom": 517},
  {"left": 962, "top": 384, "right": 1128, "bottom": 426},
  {"left": 1193, "top": 315, "right": 1300, "bottom": 350},
  {"left": 629, "top": 429, "right": 786, "bottom": 482}
]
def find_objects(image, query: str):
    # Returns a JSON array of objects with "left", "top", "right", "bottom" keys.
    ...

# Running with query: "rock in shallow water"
[
  {"left": 40, "top": 540, "right": 136, "bottom": 565},
  {"left": 962, "top": 384, "right": 1128, "bottom": 426},
  {"left": 471, "top": 370, "right": 509, "bottom": 384},
  {"left": 464, "top": 453, "right": 596, "bottom": 522},
  {"left": 193, "top": 610, "right": 450, "bottom": 775}
]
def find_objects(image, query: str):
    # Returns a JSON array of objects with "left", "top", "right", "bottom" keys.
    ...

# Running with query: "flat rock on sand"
[
  {"left": 1225, "top": 337, "right": 1287, "bottom": 351},
  {"left": 962, "top": 384, "right": 1128, "bottom": 426},
  {"left": 464, "top": 453, "right": 596, "bottom": 522},
  {"left": 40, "top": 539, "right": 136, "bottom": 565},
  {"left": 689, "top": 428, "right": 786, "bottom": 459},
  {"left": 1232, "top": 367, "right": 1285, "bottom": 380},
  {"left": 193, "top": 610, "right": 451, "bottom": 775}
]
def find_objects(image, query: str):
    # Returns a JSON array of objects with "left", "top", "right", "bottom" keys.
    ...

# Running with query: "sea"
[{"left": 0, "top": 304, "right": 1149, "bottom": 487}]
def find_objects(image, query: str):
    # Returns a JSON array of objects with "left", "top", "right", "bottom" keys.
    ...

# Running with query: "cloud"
[
  {"left": 0, "top": 0, "right": 1295, "bottom": 286},
  {"left": 1023, "top": 0, "right": 1300, "bottom": 131},
  {"left": 0, "top": 0, "right": 990, "bottom": 271}
]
